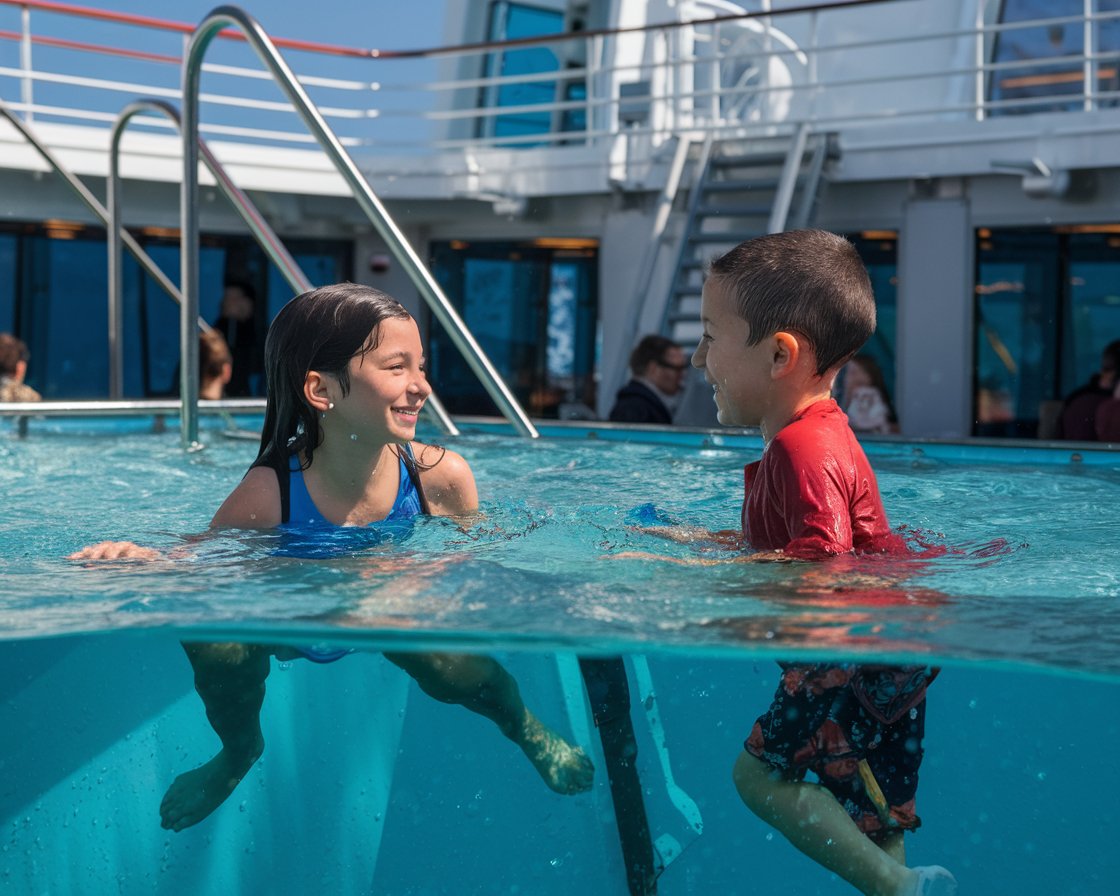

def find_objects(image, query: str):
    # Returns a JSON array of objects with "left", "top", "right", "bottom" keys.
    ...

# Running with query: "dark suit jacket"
[{"left": 608, "top": 380, "right": 673, "bottom": 424}]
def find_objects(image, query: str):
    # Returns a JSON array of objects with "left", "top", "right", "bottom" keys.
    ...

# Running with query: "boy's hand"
[
  {"left": 608, "top": 551, "right": 722, "bottom": 566},
  {"left": 608, "top": 549, "right": 793, "bottom": 565},
  {"left": 68, "top": 541, "right": 163, "bottom": 561},
  {"left": 633, "top": 525, "right": 742, "bottom": 548}
]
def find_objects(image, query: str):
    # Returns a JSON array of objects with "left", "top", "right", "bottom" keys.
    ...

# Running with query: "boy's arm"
[{"left": 638, "top": 525, "right": 742, "bottom": 547}]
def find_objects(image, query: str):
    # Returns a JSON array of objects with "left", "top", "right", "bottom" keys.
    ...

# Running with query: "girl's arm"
[
  {"left": 209, "top": 465, "right": 282, "bottom": 529},
  {"left": 69, "top": 465, "right": 281, "bottom": 561}
]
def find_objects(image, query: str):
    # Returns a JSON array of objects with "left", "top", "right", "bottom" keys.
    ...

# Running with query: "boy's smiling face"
[{"left": 692, "top": 277, "right": 774, "bottom": 428}]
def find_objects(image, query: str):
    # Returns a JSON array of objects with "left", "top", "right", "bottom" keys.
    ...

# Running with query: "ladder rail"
[
  {"left": 179, "top": 4, "right": 538, "bottom": 449},
  {"left": 106, "top": 98, "right": 459, "bottom": 436}
]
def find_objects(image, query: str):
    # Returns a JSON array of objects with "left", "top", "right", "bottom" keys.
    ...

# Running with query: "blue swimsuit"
[
  {"left": 271, "top": 444, "right": 429, "bottom": 663},
  {"left": 284, "top": 449, "right": 424, "bottom": 528}
]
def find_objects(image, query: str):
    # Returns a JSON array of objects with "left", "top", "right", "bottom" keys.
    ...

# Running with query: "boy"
[{"left": 693, "top": 230, "right": 956, "bottom": 895}]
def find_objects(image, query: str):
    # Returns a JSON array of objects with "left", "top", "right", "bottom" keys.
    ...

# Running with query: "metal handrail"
[
  {"left": 0, "top": 97, "right": 206, "bottom": 336},
  {"left": 107, "top": 98, "right": 457, "bottom": 435},
  {"left": 0, "top": 398, "right": 266, "bottom": 417},
  {"left": 179, "top": 5, "right": 538, "bottom": 449}
]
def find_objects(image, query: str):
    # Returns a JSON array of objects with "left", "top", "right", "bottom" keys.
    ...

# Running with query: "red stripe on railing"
[
  {"left": 0, "top": 0, "right": 375, "bottom": 58},
  {"left": 1, "top": 0, "right": 905, "bottom": 62},
  {"left": 0, "top": 27, "right": 179, "bottom": 64}
]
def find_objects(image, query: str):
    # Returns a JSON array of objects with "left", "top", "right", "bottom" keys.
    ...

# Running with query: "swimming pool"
[{"left": 2, "top": 417, "right": 1119, "bottom": 894}]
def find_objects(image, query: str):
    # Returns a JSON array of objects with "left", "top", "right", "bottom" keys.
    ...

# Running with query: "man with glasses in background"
[{"left": 609, "top": 334, "right": 688, "bottom": 424}]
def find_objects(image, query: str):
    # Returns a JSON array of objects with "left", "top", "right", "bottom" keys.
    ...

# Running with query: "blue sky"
[{"left": 59, "top": 1, "right": 453, "bottom": 52}]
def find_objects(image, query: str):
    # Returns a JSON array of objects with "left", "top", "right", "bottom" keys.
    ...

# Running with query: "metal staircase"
[{"left": 661, "top": 126, "right": 837, "bottom": 348}]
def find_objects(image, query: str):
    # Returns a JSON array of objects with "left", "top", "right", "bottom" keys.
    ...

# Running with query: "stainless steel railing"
[
  {"left": 178, "top": 5, "right": 538, "bottom": 448},
  {"left": 107, "top": 97, "right": 459, "bottom": 438}
]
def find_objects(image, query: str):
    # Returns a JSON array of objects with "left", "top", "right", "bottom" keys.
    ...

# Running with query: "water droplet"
[{"left": 1036, "top": 771, "right": 1047, "bottom": 782}]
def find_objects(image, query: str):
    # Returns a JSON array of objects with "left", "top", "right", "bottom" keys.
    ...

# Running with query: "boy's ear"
[
  {"left": 303, "top": 370, "right": 334, "bottom": 412},
  {"left": 770, "top": 331, "right": 801, "bottom": 379}
]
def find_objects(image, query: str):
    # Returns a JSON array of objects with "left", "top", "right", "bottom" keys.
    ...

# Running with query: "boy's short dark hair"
[{"left": 707, "top": 229, "right": 876, "bottom": 375}]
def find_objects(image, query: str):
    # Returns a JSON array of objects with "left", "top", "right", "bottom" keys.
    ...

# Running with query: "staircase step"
[
  {"left": 700, "top": 179, "right": 782, "bottom": 193},
  {"left": 695, "top": 204, "right": 772, "bottom": 218},
  {"left": 688, "top": 232, "right": 764, "bottom": 244},
  {"left": 670, "top": 320, "right": 704, "bottom": 346},
  {"left": 712, "top": 151, "right": 787, "bottom": 168},
  {"left": 669, "top": 297, "right": 703, "bottom": 319}
]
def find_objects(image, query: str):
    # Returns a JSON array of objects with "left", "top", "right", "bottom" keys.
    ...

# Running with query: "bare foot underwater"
[
  {"left": 159, "top": 740, "right": 263, "bottom": 832},
  {"left": 516, "top": 709, "right": 595, "bottom": 795}
]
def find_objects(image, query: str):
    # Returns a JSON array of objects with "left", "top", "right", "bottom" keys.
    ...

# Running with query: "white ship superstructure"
[{"left": 3, "top": 0, "right": 1119, "bottom": 438}]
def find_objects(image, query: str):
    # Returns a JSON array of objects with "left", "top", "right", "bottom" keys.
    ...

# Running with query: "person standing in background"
[{"left": 213, "top": 281, "right": 266, "bottom": 396}]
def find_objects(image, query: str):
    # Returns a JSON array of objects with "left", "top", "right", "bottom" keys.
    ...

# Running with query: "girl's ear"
[
  {"left": 770, "top": 331, "right": 801, "bottom": 379},
  {"left": 303, "top": 370, "right": 334, "bottom": 412}
]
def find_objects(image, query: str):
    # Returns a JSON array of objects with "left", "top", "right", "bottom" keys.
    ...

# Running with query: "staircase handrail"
[
  {"left": 178, "top": 5, "right": 537, "bottom": 448},
  {"left": 107, "top": 98, "right": 458, "bottom": 436}
]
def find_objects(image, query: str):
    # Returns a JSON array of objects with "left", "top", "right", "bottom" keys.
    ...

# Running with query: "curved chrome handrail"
[
  {"left": 108, "top": 99, "right": 458, "bottom": 437},
  {"left": 0, "top": 96, "right": 206, "bottom": 356},
  {"left": 179, "top": 5, "right": 537, "bottom": 448}
]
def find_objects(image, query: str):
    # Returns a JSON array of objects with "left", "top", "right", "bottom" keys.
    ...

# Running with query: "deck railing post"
[{"left": 19, "top": 5, "right": 33, "bottom": 122}]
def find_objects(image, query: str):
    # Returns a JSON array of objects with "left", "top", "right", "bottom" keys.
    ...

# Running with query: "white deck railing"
[{"left": 1, "top": 0, "right": 1118, "bottom": 159}]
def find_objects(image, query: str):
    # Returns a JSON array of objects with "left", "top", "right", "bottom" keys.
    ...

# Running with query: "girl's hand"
[{"left": 68, "top": 541, "right": 163, "bottom": 561}]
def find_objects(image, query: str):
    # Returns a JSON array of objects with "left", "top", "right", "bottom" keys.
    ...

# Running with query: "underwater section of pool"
[{"left": 2, "top": 416, "right": 1119, "bottom": 894}]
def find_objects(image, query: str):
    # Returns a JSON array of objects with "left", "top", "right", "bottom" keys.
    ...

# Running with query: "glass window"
[
  {"left": 428, "top": 240, "right": 598, "bottom": 417},
  {"left": 974, "top": 230, "right": 1061, "bottom": 437},
  {"left": 972, "top": 227, "right": 1120, "bottom": 437},
  {"left": 990, "top": 0, "right": 1120, "bottom": 115},
  {"left": 1064, "top": 233, "right": 1120, "bottom": 393},
  {"left": 0, "top": 233, "right": 16, "bottom": 334},
  {"left": 479, "top": 2, "right": 564, "bottom": 143},
  {"left": 848, "top": 232, "right": 899, "bottom": 402}
]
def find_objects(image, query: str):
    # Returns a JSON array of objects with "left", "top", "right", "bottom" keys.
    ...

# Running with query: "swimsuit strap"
[
  {"left": 254, "top": 454, "right": 293, "bottom": 524},
  {"left": 399, "top": 442, "right": 431, "bottom": 515}
]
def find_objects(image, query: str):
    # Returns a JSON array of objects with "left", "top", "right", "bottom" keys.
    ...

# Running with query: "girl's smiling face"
[{"left": 337, "top": 316, "right": 431, "bottom": 442}]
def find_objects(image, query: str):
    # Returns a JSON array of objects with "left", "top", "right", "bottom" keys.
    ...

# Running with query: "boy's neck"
[{"left": 760, "top": 385, "right": 834, "bottom": 445}]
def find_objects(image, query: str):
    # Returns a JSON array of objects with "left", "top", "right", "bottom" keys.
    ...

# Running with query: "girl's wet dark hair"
[
  {"left": 707, "top": 229, "right": 876, "bottom": 376},
  {"left": 254, "top": 283, "right": 412, "bottom": 471}
]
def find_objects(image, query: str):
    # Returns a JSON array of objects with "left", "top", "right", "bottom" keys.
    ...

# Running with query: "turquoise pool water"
[{"left": 2, "top": 417, "right": 1119, "bottom": 894}]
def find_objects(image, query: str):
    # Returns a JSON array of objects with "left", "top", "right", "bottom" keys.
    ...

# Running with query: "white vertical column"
[{"left": 896, "top": 195, "right": 974, "bottom": 438}]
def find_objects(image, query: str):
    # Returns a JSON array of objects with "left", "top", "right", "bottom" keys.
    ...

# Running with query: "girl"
[{"left": 72, "top": 283, "right": 594, "bottom": 831}]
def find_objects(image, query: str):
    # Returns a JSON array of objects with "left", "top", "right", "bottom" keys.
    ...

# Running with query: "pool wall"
[{"left": 2, "top": 634, "right": 1117, "bottom": 894}]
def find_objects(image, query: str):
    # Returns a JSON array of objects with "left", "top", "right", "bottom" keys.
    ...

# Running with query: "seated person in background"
[
  {"left": 199, "top": 329, "right": 233, "bottom": 400},
  {"left": 1056, "top": 339, "right": 1120, "bottom": 440},
  {"left": 0, "top": 332, "right": 42, "bottom": 402},
  {"left": 1095, "top": 377, "right": 1120, "bottom": 442},
  {"left": 839, "top": 354, "right": 898, "bottom": 434},
  {"left": 609, "top": 334, "right": 688, "bottom": 424},
  {"left": 213, "top": 280, "right": 266, "bottom": 396}
]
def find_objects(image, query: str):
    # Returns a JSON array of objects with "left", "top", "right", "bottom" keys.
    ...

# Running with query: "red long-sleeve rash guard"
[{"left": 741, "top": 399, "right": 906, "bottom": 560}]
